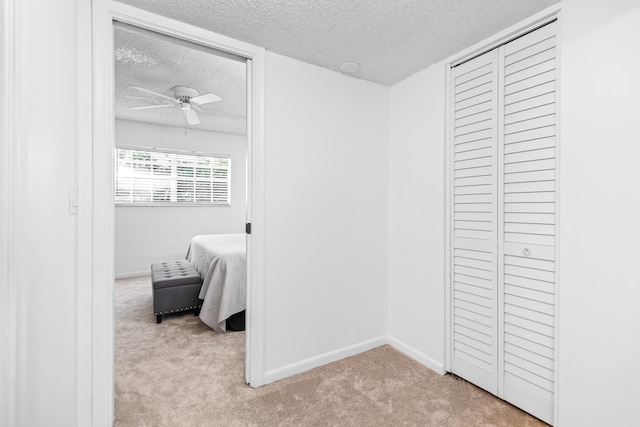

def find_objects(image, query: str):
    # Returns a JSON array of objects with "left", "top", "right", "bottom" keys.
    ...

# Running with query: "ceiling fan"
[{"left": 128, "top": 85, "right": 221, "bottom": 125}]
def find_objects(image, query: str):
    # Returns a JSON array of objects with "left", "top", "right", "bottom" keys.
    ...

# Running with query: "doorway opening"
[
  {"left": 90, "top": 3, "right": 266, "bottom": 423},
  {"left": 112, "top": 23, "right": 250, "bottom": 416}
]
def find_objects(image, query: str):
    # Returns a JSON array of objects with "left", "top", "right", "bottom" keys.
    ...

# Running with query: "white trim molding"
[
  {"left": 552, "top": 11, "right": 563, "bottom": 426},
  {"left": 263, "top": 336, "right": 447, "bottom": 386},
  {"left": 244, "top": 53, "right": 267, "bottom": 387},
  {"left": 387, "top": 336, "right": 446, "bottom": 375},
  {"left": 0, "top": 0, "right": 17, "bottom": 425},
  {"left": 90, "top": 1, "right": 266, "bottom": 424},
  {"left": 443, "top": 53, "right": 453, "bottom": 375},
  {"left": 114, "top": 271, "right": 151, "bottom": 280},
  {"left": 76, "top": 0, "right": 94, "bottom": 425},
  {"left": 264, "top": 337, "right": 388, "bottom": 385}
]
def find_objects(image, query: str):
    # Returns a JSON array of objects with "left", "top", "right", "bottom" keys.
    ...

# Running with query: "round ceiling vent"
[{"left": 340, "top": 62, "right": 360, "bottom": 74}]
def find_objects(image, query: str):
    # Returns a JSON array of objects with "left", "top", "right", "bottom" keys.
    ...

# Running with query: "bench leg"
[
  {"left": 194, "top": 307, "right": 201, "bottom": 316},
  {"left": 156, "top": 314, "right": 162, "bottom": 324}
]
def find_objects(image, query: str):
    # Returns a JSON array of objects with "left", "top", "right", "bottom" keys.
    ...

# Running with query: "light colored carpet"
[{"left": 115, "top": 277, "right": 547, "bottom": 426}]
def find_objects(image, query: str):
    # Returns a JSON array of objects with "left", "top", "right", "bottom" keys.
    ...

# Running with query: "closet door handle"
[{"left": 522, "top": 248, "right": 531, "bottom": 257}]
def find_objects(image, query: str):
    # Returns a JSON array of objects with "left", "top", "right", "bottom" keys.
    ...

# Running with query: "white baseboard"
[
  {"left": 263, "top": 336, "right": 387, "bottom": 385},
  {"left": 386, "top": 335, "right": 446, "bottom": 375},
  {"left": 114, "top": 271, "right": 150, "bottom": 280},
  {"left": 262, "top": 335, "right": 446, "bottom": 385}
]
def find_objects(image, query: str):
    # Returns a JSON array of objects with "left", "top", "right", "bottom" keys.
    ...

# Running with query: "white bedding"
[{"left": 185, "top": 234, "right": 246, "bottom": 333}]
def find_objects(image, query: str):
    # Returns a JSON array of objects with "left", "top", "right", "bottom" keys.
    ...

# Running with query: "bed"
[{"left": 185, "top": 233, "right": 246, "bottom": 333}]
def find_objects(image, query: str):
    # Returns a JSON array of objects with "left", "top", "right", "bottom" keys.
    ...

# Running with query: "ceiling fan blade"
[
  {"left": 184, "top": 109, "right": 200, "bottom": 125},
  {"left": 190, "top": 93, "right": 221, "bottom": 105},
  {"left": 129, "top": 85, "right": 177, "bottom": 102},
  {"left": 130, "top": 104, "right": 175, "bottom": 110}
]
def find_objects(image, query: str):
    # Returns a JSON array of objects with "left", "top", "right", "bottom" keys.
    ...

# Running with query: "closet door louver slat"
[
  {"left": 451, "top": 49, "right": 499, "bottom": 395},
  {"left": 501, "top": 21, "right": 557, "bottom": 425}
]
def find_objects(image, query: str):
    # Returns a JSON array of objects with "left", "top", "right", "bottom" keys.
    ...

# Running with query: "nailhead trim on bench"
[{"left": 154, "top": 304, "right": 202, "bottom": 316}]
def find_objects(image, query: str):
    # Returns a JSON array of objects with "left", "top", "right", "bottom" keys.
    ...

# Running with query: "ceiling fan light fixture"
[
  {"left": 172, "top": 85, "right": 199, "bottom": 99},
  {"left": 340, "top": 61, "right": 360, "bottom": 74}
]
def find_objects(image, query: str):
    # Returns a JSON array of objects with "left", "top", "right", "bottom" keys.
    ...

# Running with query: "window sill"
[{"left": 115, "top": 203, "right": 231, "bottom": 207}]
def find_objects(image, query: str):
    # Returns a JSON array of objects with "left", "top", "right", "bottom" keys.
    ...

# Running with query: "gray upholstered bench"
[{"left": 151, "top": 260, "right": 203, "bottom": 324}]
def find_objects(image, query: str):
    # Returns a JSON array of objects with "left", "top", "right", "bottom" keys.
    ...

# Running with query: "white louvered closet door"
[
  {"left": 450, "top": 20, "right": 557, "bottom": 426},
  {"left": 500, "top": 21, "right": 557, "bottom": 424},
  {"left": 451, "top": 49, "right": 499, "bottom": 395}
]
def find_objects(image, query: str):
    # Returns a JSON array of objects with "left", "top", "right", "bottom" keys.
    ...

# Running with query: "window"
[{"left": 115, "top": 147, "right": 231, "bottom": 206}]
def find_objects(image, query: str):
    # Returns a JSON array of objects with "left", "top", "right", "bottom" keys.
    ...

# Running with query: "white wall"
[
  {"left": 263, "top": 52, "right": 389, "bottom": 377},
  {"left": 558, "top": 0, "right": 640, "bottom": 425},
  {"left": 5, "top": 0, "right": 83, "bottom": 425},
  {"left": 387, "top": 64, "right": 447, "bottom": 372},
  {"left": 0, "top": 1, "right": 11, "bottom": 424},
  {"left": 114, "top": 119, "right": 246, "bottom": 276}
]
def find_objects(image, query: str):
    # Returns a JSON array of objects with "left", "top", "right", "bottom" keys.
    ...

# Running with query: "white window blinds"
[{"left": 115, "top": 147, "right": 231, "bottom": 205}]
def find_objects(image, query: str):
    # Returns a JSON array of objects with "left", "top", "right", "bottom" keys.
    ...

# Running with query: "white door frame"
[
  {"left": 90, "top": 1, "right": 266, "bottom": 424},
  {"left": 0, "top": 1, "right": 16, "bottom": 425}
]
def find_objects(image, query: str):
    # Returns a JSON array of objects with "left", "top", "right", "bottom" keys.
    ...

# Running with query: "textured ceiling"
[
  {"left": 118, "top": 0, "right": 559, "bottom": 86},
  {"left": 114, "top": 24, "right": 247, "bottom": 135}
]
